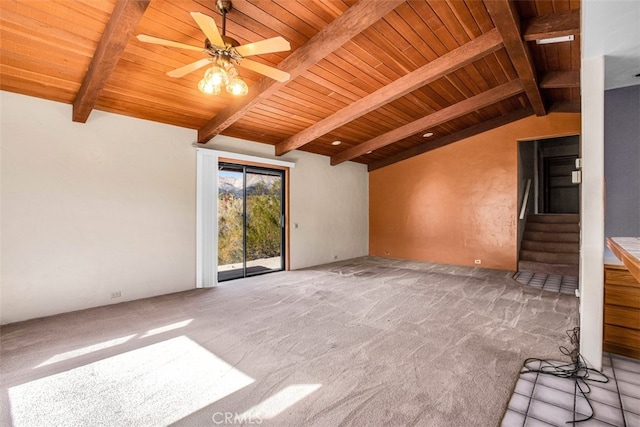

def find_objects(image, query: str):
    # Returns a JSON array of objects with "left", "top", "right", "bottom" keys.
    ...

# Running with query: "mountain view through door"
[{"left": 217, "top": 163, "right": 285, "bottom": 282}]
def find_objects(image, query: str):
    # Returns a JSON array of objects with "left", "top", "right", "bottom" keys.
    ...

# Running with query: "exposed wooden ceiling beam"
[
  {"left": 196, "top": 0, "right": 405, "bottom": 144},
  {"left": 275, "top": 29, "right": 504, "bottom": 156},
  {"left": 485, "top": 0, "right": 546, "bottom": 116},
  {"left": 368, "top": 107, "right": 534, "bottom": 172},
  {"left": 540, "top": 71, "right": 580, "bottom": 88},
  {"left": 549, "top": 100, "right": 581, "bottom": 113},
  {"left": 72, "top": 0, "right": 150, "bottom": 123},
  {"left": 331, "top": 79, "right": 524, "bottom": 166},
  {"left": 523, "top": 9, "right": 580, "bottom": 41}
]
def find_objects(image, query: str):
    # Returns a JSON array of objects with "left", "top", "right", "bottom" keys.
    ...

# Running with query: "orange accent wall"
[{"left": 369, "top": 113, "right": 581, "bottom": 270}]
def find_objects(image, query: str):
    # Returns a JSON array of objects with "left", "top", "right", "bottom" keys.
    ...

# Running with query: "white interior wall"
[
  {"left": 582, "top": 0, "right": 640, "bottom": 91},
  {"left": 1, "top": 92, "right": 197, "bottom": 324},
  {"left": 1, "top": 92, "right": 369, "bottom": 324},
  {"left": 579, "top": 56, "right": 605, "bottom": 370},
  {"left": 201, "top": 135, "right": 369, "bottom": 270},
  {"left": 579, "top": 0, "right": 639, "bottom": 370}
]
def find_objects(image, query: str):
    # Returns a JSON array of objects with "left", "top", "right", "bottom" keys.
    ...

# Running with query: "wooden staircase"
[{"left": 518, "top": 214, "right": 580, "bottom": 277}]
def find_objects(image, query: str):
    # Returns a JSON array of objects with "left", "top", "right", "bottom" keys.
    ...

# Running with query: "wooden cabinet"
[{"left": 604, "top": 264, "right": 640, "bottom": 359}]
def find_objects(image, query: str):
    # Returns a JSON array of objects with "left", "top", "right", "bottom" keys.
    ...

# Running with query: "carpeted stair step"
[
  {"left": 519, "top": 214, "right": 580, "bottom": 277},
  {"left": 523, "top": 231, "right": 580, "bottom": 243},
  {"left": 521, "top": 240, "right": 579, "bottom": 253},
  {"left": 526, "top": 214, "right": 579, "bottom": 224},
  {"left": 513, "top": 270, "right": 579, "bottom": 294},
  {"left": 525, "top": 222, "right": 580, "bottom": 233},
  {"left": 520, "top": 249, "right": 579, "bottom": 264},
  {"left": 518, "top": 260, "right": 579, "bottom": 277}
]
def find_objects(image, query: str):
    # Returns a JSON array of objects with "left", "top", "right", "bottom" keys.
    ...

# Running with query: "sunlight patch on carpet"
[
  {"left": 240, "top": 384, "right": 322, "bottom": 420},
  {"left": 35, "top": 334, "right": 136, "bottom": 368},
  {"left": 10, "top": 336, "right": 254, "bottom": 426},
  {"left": 141, "top": 319, "right": 193, "bottom": 338}
]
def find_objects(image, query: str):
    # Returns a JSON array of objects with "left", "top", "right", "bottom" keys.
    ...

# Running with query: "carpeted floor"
[{"left": 0, "top": 257, "right": 578, "bottom": 426}]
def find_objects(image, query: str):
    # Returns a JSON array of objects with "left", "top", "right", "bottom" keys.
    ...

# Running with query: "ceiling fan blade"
[
  {"left": 239, "top": 58, "right": 290, "bottom": 83},
  {"left": 166, "top": 58, "right": 212, "bottom": 78},
  {"left": 190, "top": 12, "right": 225, "bottom": 47},
  {"left": 136, "top": 34, "right": 203, "bottom": 52},
  {"left": 235, "top": 36, "right": 291, "bottom": 57}
]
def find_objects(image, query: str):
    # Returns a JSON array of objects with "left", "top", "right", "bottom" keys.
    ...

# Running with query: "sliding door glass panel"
[
  {"left": 217, "top": 165, "right": 245, "bottom": 281},
  {"left": 217, "top": 163, "right": 285, "bottom": 282},
  {"left": 245, "top": 168, "right": 283, "bottom": 276}
]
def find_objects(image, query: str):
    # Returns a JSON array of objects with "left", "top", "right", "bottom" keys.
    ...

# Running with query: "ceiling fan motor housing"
[
  {"left": 204, "top": 37, "right": 242, "bottom": 66},
  {"left": 204, "top": 36, "right": 239, "bottom": 49}
]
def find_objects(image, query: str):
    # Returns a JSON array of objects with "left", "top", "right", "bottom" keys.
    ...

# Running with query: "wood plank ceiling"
[{"left": 0, "top": 0, "right": 581, "bottom": 170}]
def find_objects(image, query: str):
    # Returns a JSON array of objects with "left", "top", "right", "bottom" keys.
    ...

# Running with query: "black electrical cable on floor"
[{"left": 521, "top": 327, "right": 610, "bottom": 424}]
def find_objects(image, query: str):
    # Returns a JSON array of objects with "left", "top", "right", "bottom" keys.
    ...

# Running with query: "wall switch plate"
[{"left": 572, "top": 170, "right": 582, "bottom": 184}]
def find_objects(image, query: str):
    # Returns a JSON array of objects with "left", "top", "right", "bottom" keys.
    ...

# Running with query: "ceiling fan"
[{"left": 136, "top": 0, "right": 291, "bottom": 96}]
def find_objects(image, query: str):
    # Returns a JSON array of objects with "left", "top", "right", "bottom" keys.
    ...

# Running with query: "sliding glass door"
[{"left": 217, "top": 163, "right": 284, "bottom": 282}]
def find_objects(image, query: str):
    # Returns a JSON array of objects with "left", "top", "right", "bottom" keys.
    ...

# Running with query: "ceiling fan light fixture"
[
  {"left": 204, "top": 65, "right": 228, "bottom": 87},
  {"left": 199, "top": 61, "right": 247, "bottom": 96},
  {"left": 227, "top": 76, "right": 248, "bottom": 96},
  {"left": 221, "top": 64, "right": 248, "bottom": 96},
  {"left": 198, "top": 78, "right": 221, "bottom": 95},
  {"left": 138, "top": 0, "right": 290, "bottom": 96}
]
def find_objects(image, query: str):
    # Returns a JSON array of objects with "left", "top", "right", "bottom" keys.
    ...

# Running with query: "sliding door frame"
[
  {"left": 196, "top": 148, "right": 294, "bottom": 288},
  {"left": 217, "top": 162, "right": 286, "bottom": 281}
]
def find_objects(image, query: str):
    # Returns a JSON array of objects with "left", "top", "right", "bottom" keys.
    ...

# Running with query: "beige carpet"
[{"left": 0, "top": 257, "right": 578, "bottom": 426}]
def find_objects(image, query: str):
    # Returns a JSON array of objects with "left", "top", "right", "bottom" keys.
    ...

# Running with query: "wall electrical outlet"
[
  {"left": 474, "top": 259, "right": 482, "bottom": 264},
  {"left": 111, "top": 291, "right": 122, "bottom": 299},
  {"left": 334, "top": 255, "right": 338, "bottom": 260}
]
